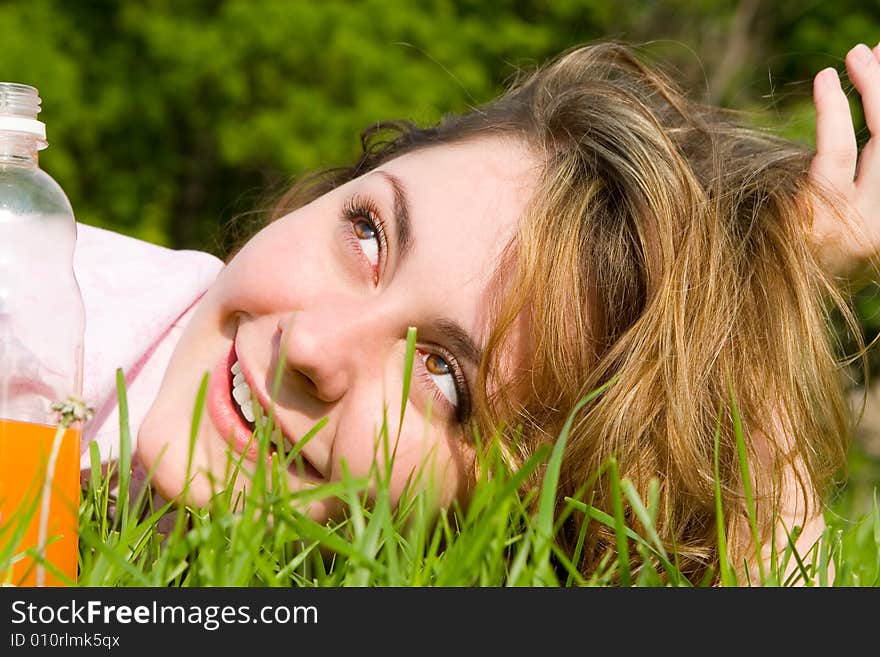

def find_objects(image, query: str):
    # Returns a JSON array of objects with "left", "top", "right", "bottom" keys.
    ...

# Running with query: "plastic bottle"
[{"left": 0, "top": 82, "right": 84, "bottom": 586}]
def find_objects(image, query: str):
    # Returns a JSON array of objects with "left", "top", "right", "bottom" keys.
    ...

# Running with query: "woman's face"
[{"left": 137, "top": 137, "right": 537, "bottom": 522}]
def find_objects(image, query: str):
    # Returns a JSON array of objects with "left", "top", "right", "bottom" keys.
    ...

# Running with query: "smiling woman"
[
  {"left": 76, "top": 40, "right": 880, "bottom": 585},
  {"left": 138, "top": 137, "right": 537, "bottom": 523}
]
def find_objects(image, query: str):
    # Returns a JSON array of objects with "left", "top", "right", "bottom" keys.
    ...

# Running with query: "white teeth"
[
  {"left": 232, "top": 381, "right": 251, "bottom": 405},
  {"left": 230, "top": 358, "right": 256, "bottom": 425},
  {"left": 229, "top": 358, "right": 300, "bottom": 457},
  {"left": 240, "top": 400, "right": 255, "bottom": 423}
]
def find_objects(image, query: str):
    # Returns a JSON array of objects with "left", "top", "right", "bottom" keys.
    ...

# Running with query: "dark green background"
[
  {"left": 3, "top": 0, "right": 880, "bottom": 368},
  {"left": 2, "top": 0, "right": 875, "bottom": 252}
]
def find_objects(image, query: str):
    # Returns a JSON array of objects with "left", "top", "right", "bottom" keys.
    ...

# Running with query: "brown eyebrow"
[
  {"left": 375, "top": 170, "right": 412, "bottom": 263},
  {"left": 433, "top": 318, "right": 483, "bottom": 369}
]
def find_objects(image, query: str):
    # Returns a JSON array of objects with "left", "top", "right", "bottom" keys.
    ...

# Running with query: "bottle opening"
[
  {"left": 0, "top": 83, "right": 46, "bottom": 144},
  {"left": 0, "top": 82, "right": 41, "bottom": 118}
]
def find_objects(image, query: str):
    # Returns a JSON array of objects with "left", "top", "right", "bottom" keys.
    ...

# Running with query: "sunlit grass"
[{"left": 4, "top": 360, "right": 879, "bottom": 587}]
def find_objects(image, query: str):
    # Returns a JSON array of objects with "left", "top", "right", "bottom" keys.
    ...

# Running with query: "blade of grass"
[
  {"left": 728, "top": 375, "right": 763, "bottom": 584},
  {"left": 818, "top": 524, "right": 831, "bottom": 587},
  {"left": 534, "top": 377, "right": 617, "bottom": 582},
  {"left": 506, "top": 522, "right": 533, "bottom": 586},
  {"left": 621, "top": 479, "right": 678, "bottom": 577},
  {"left": 397, "top": 326, "right": 417, "bottom": 438},
  {"left": 713, "top": 403, "right": 734, "bottom": 587},
  {"left": 782, "top": 525, "right": 810, "bottom": 586},
  {"left": 115, "top": 368, "right": 132, "bottom": 534},
  {"left": 608, "top": 458, "right": 630, "bottom": 586},
  {"left": 565, "top": 498, "right": 672, "bottom": 570},
  {"left": 873, "top": 489, "right": 880, "bottom": 582},
  {"left": 174, "top": 372, "right": 209, "bottom": 540},
  {"left": 565, "top": 491, "right": 592, "bottom": 587},
  {"left": 436, "top": 446, "right": 549, "bottom": 586}
]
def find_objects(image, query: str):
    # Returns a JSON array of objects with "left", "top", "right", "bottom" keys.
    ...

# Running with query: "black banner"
[{"left": 0, "top": 586, "right": 869, "bottom": 652}]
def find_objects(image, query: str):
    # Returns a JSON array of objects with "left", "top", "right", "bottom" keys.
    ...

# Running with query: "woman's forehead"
[
  {"left": 372, "top": 138, "right": 536, "bottom": 264},
  {"left": 378, "top": 136, "right": 537, "bottom": 200},
  {"left": 368, "top": 139, "right": 536, "bottom": 328},
  {"left": 368, "top": 139, "right": 535, "bottom": 276}
]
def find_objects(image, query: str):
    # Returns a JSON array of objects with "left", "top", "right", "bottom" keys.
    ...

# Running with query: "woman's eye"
[
  {"left": 423, "top": 352, "right": 458, "bottom": 408},
  {"left": 353, "top": 218, "right": 380, "bottom": 267}
]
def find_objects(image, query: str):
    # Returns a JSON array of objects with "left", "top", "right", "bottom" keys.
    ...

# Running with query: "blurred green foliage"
[
  {"left": 0, "top": 0, "right": 876, "bottom": 256},
  {"left": 2, "top": 0, "right": 880, "bottom": 375}
]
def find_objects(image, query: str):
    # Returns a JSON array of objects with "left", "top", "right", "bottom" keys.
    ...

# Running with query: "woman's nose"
[{"left": 277, "top": 306, "right": 383, "bottom": 404}]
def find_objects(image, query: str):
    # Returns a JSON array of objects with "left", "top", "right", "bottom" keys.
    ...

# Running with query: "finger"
[
  {"left": 810, "top": 66, "right": 857, "bottom": 187},
  {"left": 846, "top": 43, "right": 880, "bottom": 135}
]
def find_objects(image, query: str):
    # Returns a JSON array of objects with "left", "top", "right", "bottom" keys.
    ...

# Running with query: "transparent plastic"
[{"left": 0, "top": 82, "right": 83, "bottom": 586}]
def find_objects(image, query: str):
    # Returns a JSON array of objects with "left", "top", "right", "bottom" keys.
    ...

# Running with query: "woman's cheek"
[
  {"left": 221, "top": 233, "right": 347, "bottom": 313},
  {"left": 392, "top": 412, "right": 474, "bottom": 507}
]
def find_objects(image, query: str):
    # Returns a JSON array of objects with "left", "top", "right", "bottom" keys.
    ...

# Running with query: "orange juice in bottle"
[
  {"left": 0, "top": 419, "right": 80, "bottom": 586},
  {"left": 0, "top": 82, "right": 85, "bottom": 586}
]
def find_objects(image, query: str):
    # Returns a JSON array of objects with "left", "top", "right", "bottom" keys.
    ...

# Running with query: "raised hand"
[{"left": 810, "top": 43, "right": 880, "bottom": 280}]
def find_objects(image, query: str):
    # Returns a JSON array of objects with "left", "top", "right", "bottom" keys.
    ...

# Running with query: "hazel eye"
[
  {"left": 424, "top": 352, "right": 458, "bottom": 407},
  {"left": 425, "top": 353, "right": 450, "bottom": 375},
  {"left": 353, "top": 218, "right": 379, "bottom": 266},
  {"left": 353, "top": 218, "right": 375, "bottom": 240}
]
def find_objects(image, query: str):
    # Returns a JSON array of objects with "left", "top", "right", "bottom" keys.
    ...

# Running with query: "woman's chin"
[
  {"left": 136, "top": 406, "right": 217, "bottom": 508},
  {"left": 137, "top": 404, "right": 347, "bottom": 523}
]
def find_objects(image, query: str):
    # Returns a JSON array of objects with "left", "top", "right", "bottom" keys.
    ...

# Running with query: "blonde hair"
[{"left": 246, "top": 42, "right": 859, "bottom": 583}]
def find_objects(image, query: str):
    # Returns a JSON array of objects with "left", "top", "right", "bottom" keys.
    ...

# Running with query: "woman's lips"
[
  {"left": 206, "top": 342, "right": 260, "bottom": 460},
  {"left": 205, "top": 341, "right": 325, "bottom": 482}
]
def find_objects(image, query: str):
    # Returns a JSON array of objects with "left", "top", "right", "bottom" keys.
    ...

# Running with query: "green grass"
[{"left": 3, "top": 366, "right": 880, "bottom": 587}]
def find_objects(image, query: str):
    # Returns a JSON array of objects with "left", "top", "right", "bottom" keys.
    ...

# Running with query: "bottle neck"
[{"left": 0, "top": 132, "right": 41, "bottom": 167}]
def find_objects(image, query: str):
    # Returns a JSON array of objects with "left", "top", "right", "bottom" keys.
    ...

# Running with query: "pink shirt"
[{"left": 74, "top": 223, "right": 224, "bottom": 468}]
